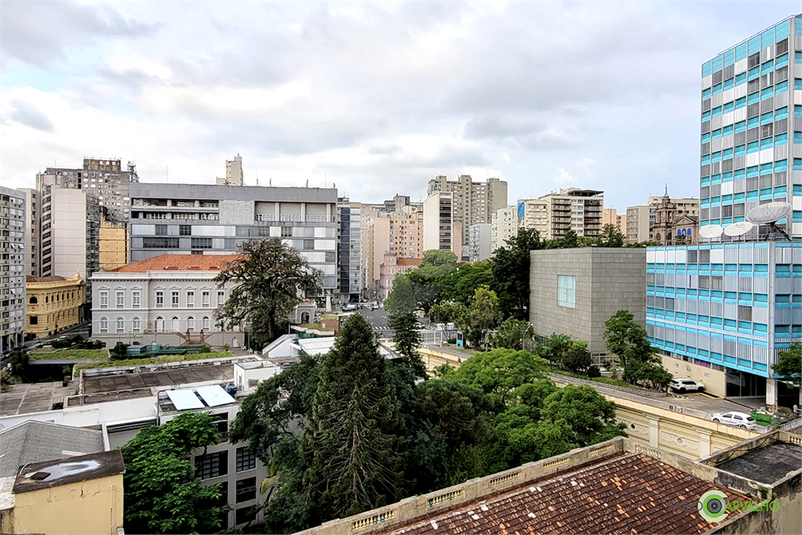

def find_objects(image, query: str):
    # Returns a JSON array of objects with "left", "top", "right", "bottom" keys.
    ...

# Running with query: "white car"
[
  {"left": 669, "top": 378, "right": 704, "bottom": 393},
  {"left": 711, "top": 411, "right": 756, "bottom": 431}
]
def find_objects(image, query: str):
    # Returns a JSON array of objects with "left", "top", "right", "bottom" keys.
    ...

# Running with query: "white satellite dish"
[
  {"left": 747, "top": 202, "right": 792, "bottom": 224},
  {"left": 746, "top": 201, "right": 792, "bottom": 241},
  {"left": 723, "top": 221, "right": 754, "bottom": 238},
  {"left": 699, "top": 225, "right": 723, "bottom": 239}
]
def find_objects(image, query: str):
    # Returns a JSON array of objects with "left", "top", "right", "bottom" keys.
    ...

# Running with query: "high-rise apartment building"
[
  {"left": 491, "top": 205, "right": 517, "bottom": 252},
  {"left": 468, "top": 223, "right": 492, "bottom": 262},
  {"left": 40, "top": 187, "right": 101, "bottom": 284},
  {"left": 337, "top": 199, "right": 361, "bottom": 301},
  {"left": 18, "top": 188, "right": 37, "bottom": 275},
  {"left": 602, "top": 208, "right": 627, "bottom": 237},
  {"left": 626, "top": 205, "right": 653, "bottom": 243},
  {"left": 37, "top": 158, "right": 137, "bottom": 223},
  {"left": 427, "top": 175, "right": 507, "bottom": 258},
  {"left": 0, "top": 186, "right": 26, "bottom": 355},
  {"left": 646, "top": 14, "right": 802, "bottom": 410},
  {"left": 361, "top": 206, "right": 424, "bottom": 299},
  {"left": 128, "top": 183, "right": 339, "bottom": 293},
  {"left": 99, "top": 211, "right": 128, "bottom": 271},
  {"left": 517, "top": 188, "right": 604, "bottom": 240},
  {"left": 423, "top": 191, "right": 461, "bottom": 257},
  {"left": 217, "top": 154, "right": 244, "bottom": 186}
]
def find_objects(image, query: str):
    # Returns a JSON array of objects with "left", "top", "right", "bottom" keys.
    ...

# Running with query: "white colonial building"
[{"left": 90, "top": 254, "right": 244, "bottom": 349}]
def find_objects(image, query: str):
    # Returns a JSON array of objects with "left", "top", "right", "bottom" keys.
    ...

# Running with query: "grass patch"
[
  {"left": 73, "top": 351, "right": 233, "bottom": 374},
  {"left": 299, "top": 323, "right": 324, "bottom": 331},
  {"left": 548, "top": 368, "right": 637, "bottom": 389},
  {"left": 30, "top": 349, "right": 109, "bottom": 360}
]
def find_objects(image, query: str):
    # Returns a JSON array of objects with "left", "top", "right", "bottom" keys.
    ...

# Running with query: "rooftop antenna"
[
  {"left": 699, "top": 224, "right": 723, "bottom": 242},
  {"left": 746, "top": 201, "right": 792, "bottom": 241},
  {"left": 723, "top": 221, "right": 753, "bottom": 242}
]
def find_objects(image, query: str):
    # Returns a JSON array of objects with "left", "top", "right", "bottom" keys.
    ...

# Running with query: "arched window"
[
  {"left": 29, "top": 296, "right": 37, "bottom": 304},
  {"left": 116, "top": 317, "right": 125, "bottom": 333},
  {"left": 100, "top": 317, "right": 109, "bottom": 333},
  {"left": 187, "top": 316, "right": 195, "bottom": 332},
  {"left": 202, "top": 316, "right": 210, "bottom": 330},
  {"left": 156, "top": 317, "right": 164, "bottom": 332},
  {"left": 132, "top": 317, "right": 141, "bottom": 333},
  {"left": 171, "top": 317, "right": 180, "bottom": 332}
]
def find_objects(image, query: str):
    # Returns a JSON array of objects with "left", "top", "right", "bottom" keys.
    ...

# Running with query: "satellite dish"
[
  {"left": 723, "top": 221, "right": 753, "bottom": 238},
  {"left": 746, "top": 202, "right": 792, "bottom": 241},
  {"left": 746, "top": 202, "right": 792, "bottom": 224},
  {"left": 699, "top": 225, "right": 723, "bottom": 239}
]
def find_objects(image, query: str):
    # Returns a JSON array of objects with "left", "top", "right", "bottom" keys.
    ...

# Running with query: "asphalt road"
[{"left": 354, "top": 306, "right": 393, "bottom": 338}]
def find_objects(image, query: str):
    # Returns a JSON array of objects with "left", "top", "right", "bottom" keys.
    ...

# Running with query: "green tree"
[
  {"left": 121, "top": 413, "right": 226, "bottom": 534},
  {"left": 214, "top": 238, "right": 321, "bottom": 345},
  {"left": 598, "top": 224, "right": 625, "bottom": 247},
  {"left": 537, "top": 332, "right": 573, "bottom": 368},
  {"left": 490, "top": 318, "right": 535, "bottom": 350},
  {"left": 8, "top": 348, "right": 30, "bottom": 382},
  {"left": 562, "top": 342, "right": 592, "bottom": 373},
  {"left": 541, "top": 385, "right": 626, "bottom": 446},
  {"left": 603, "top": 310, "right": 670, "bottom": 388},
  {"left": 388, "top": 311, "right": 427, "bottom": 378},
  {"left": 305, "top": 314, "right": 403, "bottom": 520},
  {"left": 464, "top": 286, "right": 501, "bottom": 349},
  {"left": 437, "top": 261, "right": 493, "bottom": 306},
  {"left": 490, "top": 228, "right": 542, "bottom": 320},
  {"left": 773, "top": 343, "right": 801, "bottom": 389},
  {"left": 428, "top": 301, "right": 466, "bottom": 324}
]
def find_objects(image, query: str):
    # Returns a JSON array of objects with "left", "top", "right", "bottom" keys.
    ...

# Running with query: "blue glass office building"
[{"left": 647, "top": 14, "right": 802, "bottom": 404}]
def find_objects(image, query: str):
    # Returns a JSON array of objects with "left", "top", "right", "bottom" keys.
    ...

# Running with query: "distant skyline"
[{"left": 1, "top": 2, "right": 799, "bottom": 210}]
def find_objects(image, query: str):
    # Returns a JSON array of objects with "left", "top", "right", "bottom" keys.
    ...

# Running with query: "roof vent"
[
  {"left": 29, "top": 471, "right": 51, "bottom": 480},
  {"left": 209, "top": 266, "right": 219, "bottom": 270},
  {"left": 163, "top": 266, "right": 179, "bottom": 270},
  {"left": 187, "top": 265, "right": 201, "bottom": 270}
]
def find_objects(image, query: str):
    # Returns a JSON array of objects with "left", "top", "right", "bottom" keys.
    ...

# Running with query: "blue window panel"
[
  {"left": 760, "top": 162, "right": 773, "bottom": 173},
  {"left": 711, "top": 196, "right": 720, "bottom": 204},
  {"left": 723, "top": 48, "right": 735, "bottom": 67},
  {"left": 795, "top": 185, "right": 802, "bottom": 194},
  {"left": 796, "top": 106, "right": 802, "bottom": 117},
  {"left": 748, "top": 35, "right": 761, "bottom": 54},
  {"left": 775, "top": 106, "right": 788, "bottom": 119},
  {"left": 736, "top": 72, "right": 747, "bottom": 85},
  {"left": 713, "top": 83, "right": 723, "bottom": 94},
  {"left": 701, "top": 154, "right": 711, "bottom": 164},
  {"left": 760, "top": 137, "right": 773, "bottom": 149},
  {"left": 747, "top": 191, "right": 758, "bottom": 201},
  {"left": 795, "top": 132, "right": 802, "bottom": 143},
  {"left": 761, "top": 111, "right": 773, "bottom": 124},
  {"left": 760, "top": 188, "right": 773, "bottom": 200},
  {"left": 754, "top": 362, "right": 767, "bottom": 372},
  {"left": 762, "top": 86, "right": 774, "bottom": 99},
  {"left": 754, "top": 323, "right": 768, "bottom": 332},
  {"left": 702, "top": 87, "right": 711, "bottom": 99},
  {"left": 775, "top": 80, "right": 788, "bottom": 94},
  {"left": 775, "top": 159, "right": 787, "bottom": 171},
  {"left": 734, "top": 97, "right": 746, "bottom": 110},
  {"left": 734, "top": 192, "right": 745, "bottom": 201},
  {"left": 712, "top": 129, "right": 722, "bottom": 139},
  {"left": 711, "top": 174, "right": 721, "bottom": 184},
  {"left": 747, "top": 141, "right": 759, "bottom": 153},
  {"left": 723, "top": 355, "right": 736, "bottom": 364},
  {"left": 796, "top": 79, "right": 802, "bottom": 90},
  {"left": 712, "top": 151, "right": 722, "bottom": 162},
  {"left": 755, "top": 264, "right": 768, "bottom": 272},
  {"left": 775, "top": 186, "right": 787, "bottom": 197},
  {"left": 702, "top": 132, "right": 711, "bottom": 143},
  {"left": 737, "top": 358, "right": 752, "bottom": 368},
  {"left": 776, "top": 53, "right": 788, "bottom": 68},
  {"left": 712, "top": 106, "right": 722, "bottom": 116},
  {"left": 736, "top": 43, "right": 748, "bottom": 61},
  {"left": 761, "top": 28, "right": 774, "bottom": 49},
  {"left": 723, "top": 78, "right": 734, "bottom": 91},
  {"left": 701, "top": 198, "right": 710, "bottom": 207},
  {"left": 734, "top": 145, "right": 745, "bottom": 156},
  {"left": 722, "top": 148, "right": 733, "bottom": 159},
  {"left": 795, "top": 159, "right": 802, "bottom": 171},
  {"left": 722, "top": 125, "right": 733, "bottom": 136},
  {"left": 797, "top": 52, "right": 802, "bottom": 63},
  {"left": 775, "top": 133, "right": 787, "bottom": 145},
  {"left": 748, "top": 92, "right": 760, "bottom": 104},
  {"left": 747, "top": 116, "right": 759, "bottom": 128},
  {"left": 762, "top": 59, "right": 774, "bottom": 73},
  {"left": 798, "top": 18, "right": 802, "bottom": 37},
  {"left": 702, "top": 61, "right": 713, "bottom": 77},
  {"left": 749, "top": 66, "right": 761, "bottom": 79},
  {"left": 734, "top": 120, "right": 746, "bottom": 132},
  {"left": 702, "top": 110, "right": 711, "bottom": 121},
  {"left": 776, "top": 20, "right": 789, "bottom": 39},
  {"left": 793, "top": 211, "right": 802, "bottom": 223}
]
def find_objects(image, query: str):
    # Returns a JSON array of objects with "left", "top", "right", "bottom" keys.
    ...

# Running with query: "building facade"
[
  {"left": 427, "top": 175, "right": 508, "bottom": 258},
  {"left": 648, "top": 192, "right": 700, "bottom": 246},
  {"left": 602, "top": 207, "right": 627, "bottom": 237},
  {"left": 90, "top": 255, "right": 244, "bottom": 349},
  {"left": 217, "top": 153, "right": 244, "bottom": 186},
  {"left": 491, "top": 205, "right": 517, "bottom": 252},
  {"left": 337, "top": 199, "right": 361, "bottom": 301},
  {"left": 468, "top": 223, "right": 492, "bottom": 262},
  {"left": 626, "top": 205, "right": 653, "bottom": 244},
  {"left": 0, "top": 186, "right": 26, "bottom": 355},
  {"left": 99, "top": 211, "right": 128, "bottom": 270},
  {"left": 128, "top": 183, "right": 339, "bottom": 294},
  {"left": 423, "top": 191, "right": 459, "bottom": 255},
  {"left": 519, "top": 188, "right": 604, "bottom": 241},
  {"left": 378, "top": 254, "right": 421, "bottom": 300},
  {"left": 18, "top": 188, "right": 37, "bottom": 276},
  {"left": 25, "top": 274, "right": 84, "bottom": 339}
]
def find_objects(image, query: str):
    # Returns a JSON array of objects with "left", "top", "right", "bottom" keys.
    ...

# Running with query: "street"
[{"left": 354, "top": 305, "right": 393, "bottom": 338}]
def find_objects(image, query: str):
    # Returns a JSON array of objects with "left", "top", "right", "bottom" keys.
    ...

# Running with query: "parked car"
[
  {"left": 711, "top": 412, "right": 756, "bottom": 431},
  {"left": 669, "top": 378, "right": 704, "bottom": 393}
]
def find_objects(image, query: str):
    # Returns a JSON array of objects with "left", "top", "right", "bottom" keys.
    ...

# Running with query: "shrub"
[
  {"left": 586, "top": 365, "right": 601, "bottom": 378},
  {"left": 51, "top": 338, "right": 72, "bottom": 349}
]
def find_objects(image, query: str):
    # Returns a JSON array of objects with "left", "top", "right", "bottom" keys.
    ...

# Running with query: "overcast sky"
[{"left": 1, "top": 2, "right": 799, "bottom": 211}]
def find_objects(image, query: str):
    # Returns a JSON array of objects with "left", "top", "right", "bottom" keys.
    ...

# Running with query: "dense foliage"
[
  {"left": 214, "top": 238, "right": 321, "bottom": 345},
  {"left": 604, "top": 310, "right": 672, "bottom": 389},
  {"left": 773, "top": 343, "right": 801, "bottom": 389},
  {"left": 230, "top": 321, "right": 624, "bottom": 533},
  {"left": 121, "top": 413, "right": 226, "bottom": 534}
]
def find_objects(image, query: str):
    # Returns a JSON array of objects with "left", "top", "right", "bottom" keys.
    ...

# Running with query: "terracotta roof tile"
[
  {"left": 380, "top": 453, "right": 748, "bottom": 535},
  {"left": 109, "top": 254, "right": 240, "bottom": 273},
  {"left": 396, "top": 258, "right": 422, "bottom": 266}
]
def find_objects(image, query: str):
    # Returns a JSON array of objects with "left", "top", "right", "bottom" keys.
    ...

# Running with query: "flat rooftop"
[
  {"left": 0, "top": 380, "right": 78, "bottom": 416},
  {"left": 82, "top": 362, "right": 234, "bottom": 394},
  {"left": 714, "top": 442, "right": 802, "bottom": 485}
]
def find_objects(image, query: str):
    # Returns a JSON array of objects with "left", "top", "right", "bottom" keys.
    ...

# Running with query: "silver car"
[{"left": 711, "top": 411, "right": 756, "bottom": 430}]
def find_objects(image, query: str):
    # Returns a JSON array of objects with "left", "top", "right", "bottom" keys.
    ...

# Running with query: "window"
[
  {"left": 738, "top": 306, "right": 752, "bottom": 321},
  {"left": 171, "top": 291, "right": 179, "bottom": 307},
  {"left": 156, "top": 316, "right": 164, "bottom": 332},
  {"left": 187, "top": 291, "right": 195, "bottom": 307},
  {"left": 180, "top": 224, "right": 191, "bottom": 236},
  {"left": 30, "top": 316, "right": 38, "bottom": 325},
  {"left": 203, "top": 316, "right": 211, "bottom": 330},
  {"left": 187, "top": 316, "right": 195, "bottom": 331},
  {"left": 195, "top": 451, "right": 228, "bottom": 479},
  {"left": 217, "top": 290, "right": 225, "bottom": 307},
  {"left": 281, "top": 227, "right": 292, "bottom": 238},
  {"left": 116, "top": 290, "right": 124, "bottom": 308},
  {"left": 100, "top": 290, "right": 108, "bottom": 309},
  {"left": 557, "top": 275, "right": 576, "bottom": 308},
  {"left": 132, "top": 290, "right": 140, "bottom": 308},
  {"left": 100, "top": 317, "right": 108, "bottom": 332},
  {"left": 202, "top": 290, "right": 210, "bottom": 307},
  {"left": 143, "top": 237, "right": 179, "bottom": 249},
  {"left": 236, "top": 508, "right": 252, "bottom": 526},
  {"left": 29, "top": 296, "right": 37, "bottom": 304},
  {"left": 132, "top": 317, "right": 141, "bottom": 332},
  {"left": 236, "top": 477, "right": 257, "bottom": 503},
  {"left": 236, "top": 447, "right": 256, "bottom": 472},
  {"left": 116, "top": 317, "right": 125, "bottom": 333},
  {"left": 156, "top": 290, "right": 164, "bottom": 307},
  {"left": 155, "top": 224, "right": 167, "bottom": 236},
  {"left": 191, "top": 238, "right": 212, "bottom": 249}
]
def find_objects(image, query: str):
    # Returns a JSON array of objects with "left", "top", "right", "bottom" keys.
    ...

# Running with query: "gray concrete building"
[
  {"left": 468, "top": 223, "right": 492, "bottom": 262},
  {"left": 337, "top": 198, "right": 361, "bottom": 301},
  {"left": 0, "top": 186, "right": 26, "bottom": 355},
  {"left": 128, "top": 183, "right": 339, "bottom": 293},
  {"left": 529, "top": 248, "right": 646, "bottom": 361}
]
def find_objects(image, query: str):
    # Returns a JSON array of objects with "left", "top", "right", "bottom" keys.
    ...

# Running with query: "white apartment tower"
[{"left": 0, "top": 186, "right": 26, "bottom": 354}]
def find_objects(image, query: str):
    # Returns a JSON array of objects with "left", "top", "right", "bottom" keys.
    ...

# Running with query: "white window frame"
[
  {"left": 132, "top": 316, "right": 141, "bottom": 332},
  {"left": 202, "top": 316, "right": 210, "bottom": 330},
  {"left": 156, "top": 291, "right": 164, "bottom": 308},
  {"left": 171, "top": 291, "right": 179, "bottom": 307},
  {"left": 557, "top": 275, "right": 576, "bottom": 309},
  {"left": 202, "top": 290, "right": 210, "bottom": 307},
  {"left": 187, "top": 291, "right": 195, "bottom": 308},
  {"left": 132, "top": 290, "right": 141, "bottom": 309},
  {"left": 116, "top": 317, "right": 125, "bottom": 333},
  {"left": 100, "top": 317, "right": 108, "bottom": 333},
  {"left": 100, "top": 291, "right": 108, "bottom": 309},
  {"left": 217, "top": 290, "right": 225, "bottom": 307},
  {"left": 187, "top": 316, "right": 195, "bottom": 332},
  {"left": 116, "top": 290, "right": 124, "bottom": 308}
]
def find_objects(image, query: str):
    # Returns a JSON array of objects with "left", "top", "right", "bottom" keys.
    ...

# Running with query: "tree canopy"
[
  {"left": 604, "top": 310, "right": 672, "bottom": 389},
  {"left": 773, "top": 343, "right": 801, "bottom": 389},
  {"left": 214, "top": 238, "right": 321, "bottom": 345},
  {"left": 121, "top": 412, "right": 226, "bottom": 534},
  {"left": 490, "top": 228, "right": 542, "bottom": 320}
]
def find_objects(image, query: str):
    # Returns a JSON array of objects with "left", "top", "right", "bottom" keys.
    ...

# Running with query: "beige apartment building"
[
  {"left": 517, "top": 188, "right": 603, "bottom": 240},
  {"left": 427, "top": 175, "right": 507, "bottom": 259},
  {"left": 361, "top": 208, "right": 423, "bottom": 300},
  {"left": 99, "top": 211, "right": 127, "bottom": 270},
  {"left": 491, "top": 205, "right": 518, "bottom": 252},
  {"left": 602, "top": 208, "right": 627, "bottom": 236},
  {"left": 626, "top": 192, "right": 699, "bottom": 244}
]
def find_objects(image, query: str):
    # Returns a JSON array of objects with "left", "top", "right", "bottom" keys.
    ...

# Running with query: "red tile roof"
[
  {"left": 396, "top": 258, "right": 422, "bottom": 266},
  {"left": 110, "top": 254, "right": 240, "bottom": 273},
  {"left": 26, "top": 275, "right": 67, "bottom": 282},
  {"left": 380, "top": 453, "right": 748, "bottom": 535}
]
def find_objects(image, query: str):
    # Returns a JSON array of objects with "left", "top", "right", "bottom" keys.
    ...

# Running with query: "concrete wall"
[
  {"left": 10, "top": 474, "right": 123, "bottom": 535},
  {"left": 530, "top": 248, "right": 646, "bottom": 356},
  {"left": 661, "top": 355, "right": 727, "bottom": 397}
]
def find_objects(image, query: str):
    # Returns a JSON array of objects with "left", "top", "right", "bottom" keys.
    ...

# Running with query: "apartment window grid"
[
  {"left": 236, "top": 477, "right": 257, "bottom": 503},
  {"left": 195, "top": 451, "right": 228, "bottom": 479},
  {"left": 236, "top": 447, "right": 256, "bottom": 472}
]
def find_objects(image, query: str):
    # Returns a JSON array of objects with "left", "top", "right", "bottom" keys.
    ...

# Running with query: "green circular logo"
[{"left": 698, "top": 490, "right": 729, "bottom": 522}]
